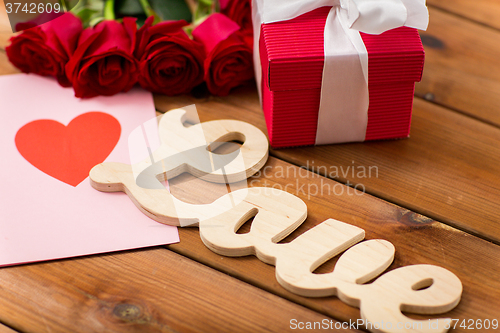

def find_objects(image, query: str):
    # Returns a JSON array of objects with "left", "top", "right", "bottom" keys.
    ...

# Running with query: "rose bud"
[
  {"left": 65, "top": 18, "right": 139, "bottom": 98},
  {"left": 193, "top": 13, "right": 254, "bottom": 96},
  {"left": 220, "top": 0, "right": 253, "bottom": 48},
  {"left": 219, "top": 0, "right": 252, "bottom": 33},
  {"left": 134, "top": 17, "right": 205, "bottom": 96},
  {"left": 6, "top": 13, "right": 83, "bottom": 87}
]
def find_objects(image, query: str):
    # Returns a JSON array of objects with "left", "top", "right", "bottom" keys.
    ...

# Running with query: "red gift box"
[{"left": 258, "top": 6, "right": 425, "bottom": 148}]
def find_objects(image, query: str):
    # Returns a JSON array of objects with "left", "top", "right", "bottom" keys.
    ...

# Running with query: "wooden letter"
[{"left": 89, "top": 109, "right": 463, "bottom": 333}]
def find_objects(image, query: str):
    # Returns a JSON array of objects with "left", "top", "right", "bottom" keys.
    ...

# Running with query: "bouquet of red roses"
[{"left": 6, "top": 0, "right": 253, "bottom": 98}]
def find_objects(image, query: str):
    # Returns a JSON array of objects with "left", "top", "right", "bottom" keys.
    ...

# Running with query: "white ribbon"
[{"left": 252, "top": 0, "right": 429, "bottom": 144}]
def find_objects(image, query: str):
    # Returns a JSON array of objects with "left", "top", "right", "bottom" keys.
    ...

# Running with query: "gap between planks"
[
  {"left": 155, "top": 95, "right": 500, "bottom": 247},
  {"left": 415, "top": 7, "right": 500, "bottom": 127},
  {"left": 0, "top": 323, "right": 19, "bottom": 333},
  {"left": 272, "top": 97, "right": 500, "bottom": 247},
  {"left": 266, "top": 152, "right": 500, "bottom": 248},
  {"left": 417, "top": 96, "right": 500, "bottom": 132},
  {"left": 427, "top": 0, "right": 500, "bottom": 32},
  {"left": 159, "top": 158, "right": 500, "bottom": 330},
  {"left": 0, "top": 248, "right": 358, "bottom": 333}
]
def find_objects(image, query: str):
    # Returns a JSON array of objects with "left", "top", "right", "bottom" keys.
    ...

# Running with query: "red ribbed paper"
[{"left": 259, "top": 6, "right": 425, "bottom": 148}]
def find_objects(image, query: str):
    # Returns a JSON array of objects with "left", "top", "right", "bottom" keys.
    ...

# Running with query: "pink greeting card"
[{"left": 0, "top": 74, "right": 179, "bottom": 266}]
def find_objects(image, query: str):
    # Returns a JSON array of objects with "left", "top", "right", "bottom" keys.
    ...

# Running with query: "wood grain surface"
[
  {"left": 154, "top": 87, "right": 500, "bottom": 245},
  {"left": 1, "top": 1, "right": 500, "bottom": 332},
  {"left": 427, "top": 0, "right": 500, "bottom": 30},
  {"left": 0, "top": 249, "right": 358, "bottom": 333},
  {"left": 0, "top": 1, "right": 11, "bottom": 34},
  {"left": 0, "top": 33, "right": 18, "bottom": 76},
  {"left": 161, "top": 157, "right": 500, "bottom": 331},
  {"left": 416, "top": 7, "right": 500, "bottom": 126},
  {"left": 0, "top": 324, "right": 17, "bottom": 333}
]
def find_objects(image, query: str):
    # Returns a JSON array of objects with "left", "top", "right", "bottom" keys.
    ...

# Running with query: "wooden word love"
[{"left": 90, "top": 108, "right": 462, "bottom": 333}]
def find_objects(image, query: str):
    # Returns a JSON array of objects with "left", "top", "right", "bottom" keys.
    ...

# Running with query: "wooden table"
[{"left": 1, "top": 1, "right": 499, "bottom": 332}]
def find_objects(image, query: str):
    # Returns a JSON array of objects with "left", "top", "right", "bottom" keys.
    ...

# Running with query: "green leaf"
[
  {"left": 85, "top": 0, "right": 107, "bottom": 10},
  {"left": 116, "top": 0, "right": 145, "bottom": 16},
  {"left": 198, "top": 0, "right": 213, "bottom": 6},
  {"left": 71, "top": 0, "right": 105, "bottom": 13},
  {"left": 60, "top": 0, "right": 78, "bottom": 11},
  {"left": 89, "top": 16, "right": 105, "bottom": 27},
  {"left": 67, "top": 0, "right": 81, "bottom": 8},
  {"left": 70, "top": 0, "right": 106, "bottom": 27},
  {"left": 149, "top": 0, "right": 192, "bottom": 22},
  {"left": 137, "top": 0, "right": 160, "bottom": 23},
  {"left": 72, "top": 7, "right": 100, "bottom": 24}
]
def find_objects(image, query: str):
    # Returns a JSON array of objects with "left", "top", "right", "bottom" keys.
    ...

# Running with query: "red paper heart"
[{"left": 15, "top": 112, "right": 121, "bottom": 187}]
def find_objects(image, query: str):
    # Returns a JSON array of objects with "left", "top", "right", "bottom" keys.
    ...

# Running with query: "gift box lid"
[{"left": 260, "top": 6, "right": 425, "bottom": 92}]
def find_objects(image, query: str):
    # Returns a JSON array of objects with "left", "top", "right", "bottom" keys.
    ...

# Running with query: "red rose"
[
  {"left": 219, "top": 0, "right": 253, "bottom": 33},
  {"left": 193, "top": 13, "right": 254, "bottom": 96},
  {"left": 65, "top": 18, "right": 139, "bottom": 98},
  {"left": 6, "top": 13, "right": 83, "bottom": 87},
  {"left": 135, "top": 17, "right": 205, "bottom": 96}
]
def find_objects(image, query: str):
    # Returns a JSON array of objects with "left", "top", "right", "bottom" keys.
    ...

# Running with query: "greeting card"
[{"left": 0, "top": 74, "right": 179, "bottom": 266}]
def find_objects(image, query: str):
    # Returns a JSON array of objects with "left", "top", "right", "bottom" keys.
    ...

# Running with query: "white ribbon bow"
[{"left": 252, "top": 0, "right": 429, "bottom": 144}]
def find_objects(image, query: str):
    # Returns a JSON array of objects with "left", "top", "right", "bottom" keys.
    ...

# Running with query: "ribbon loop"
[
  {"left": 257, "top": 0, "right": 427, "bottom": 34},
  {"left": 258, "top": 0, "right": 339, "bottom": 23},
  {"left": 342, "top": 0, "right": 408, "bottom": 34}
]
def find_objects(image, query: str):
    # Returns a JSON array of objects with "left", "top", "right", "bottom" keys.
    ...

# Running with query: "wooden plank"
[
  {"left": 155, "top": 87, "right": 500, "bottom": 244},
  {"left": 0, "top": 1, "right": 11, "bottom": 35},
  {"left": 0, "top": 324, "right": 17, "bottom": 333},
  {"left": 0, "top": 249, "right": 354, "bottom": 333},
  {"left": 0, "top": 7, "right": 497, "bottom": 330},
  {"left": 271, "top": 98, "right": 500, "bottom": 244},
  {"left": 416, "top": 7, "right": 500, "bottom": 126},
  {"left": 427, "top": 0, "right": 500, "bottom": 30},
  {"left": 160, "top": 156, "right": 500, "bottom": 332},
  {"left": 0, "top": 33, "right": 19, "bottom": 76}
]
